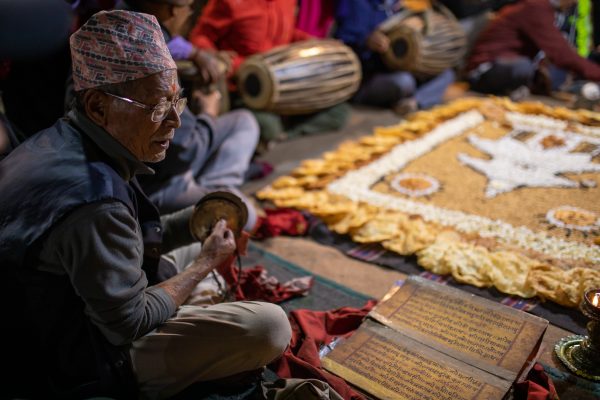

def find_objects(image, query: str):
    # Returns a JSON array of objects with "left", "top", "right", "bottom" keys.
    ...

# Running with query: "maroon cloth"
[
  {"left": 467, "top": 0, "right": 600, "bottom": 81},
  {"left": 216, "top": 232, "right": 313, "bottom": 302},
  {"left": 515, "top": 363, "right": 560, "bottom": 400},
  {"left": 229, "top": 265, "right": 314, "bottom": 302},
  {"left": 254, "top": 208, "right": 308, "bottom": 239},
  {"left": 270, "top": 301, "right": 377, "bottom": 400}
]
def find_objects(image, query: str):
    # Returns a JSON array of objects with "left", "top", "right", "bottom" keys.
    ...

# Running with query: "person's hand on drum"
[
  {"left": 366, "top": 30, "right": 390, "bottom": 53},
  {"left": 216, "top": 50, "right": 237, "bottom": 74},
  {"left": 192, "top": 88, "right": 221, "bottom": 118},
  {"left": 190, "top": 48, "right": 222, "bottom": 86}
]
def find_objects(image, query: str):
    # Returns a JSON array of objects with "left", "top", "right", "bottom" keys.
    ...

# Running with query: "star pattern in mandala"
[{"left": 458, "top": 131, "right": 600, "bottom": 197}]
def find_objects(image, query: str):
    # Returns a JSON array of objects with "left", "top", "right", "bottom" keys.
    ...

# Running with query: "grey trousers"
[{"left": 132, "top": 244, "right": 292, "bottom": 399}]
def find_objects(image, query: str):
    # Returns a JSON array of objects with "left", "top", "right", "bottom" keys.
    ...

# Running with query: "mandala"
[
  {"left": 545, "top": 206, "right": 600, "bottom": 232},
  {"left": 389, "top": 173, "right": 440, "bottom": 197},
  {"left": 258, "top": 98, "right": 600, "bottom": 307}
]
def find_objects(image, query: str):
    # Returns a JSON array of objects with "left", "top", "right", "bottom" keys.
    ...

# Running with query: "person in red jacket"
[
  {"left": 188, "top": 0, "right": 350, "bottom": 146},
  {"left": 466, "top": 0, "right": 600, "bottom": 96},
  {"left": 189, "top": 0, "right": 312, "bottom": 75}
]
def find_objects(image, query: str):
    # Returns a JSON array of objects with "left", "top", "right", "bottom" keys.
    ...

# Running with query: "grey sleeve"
[
  {"left": 42, "top": 201, "right": 177, "bottom": 346},
  {"left": 160, "top": 205, "right": 196, "bottom": 252}
]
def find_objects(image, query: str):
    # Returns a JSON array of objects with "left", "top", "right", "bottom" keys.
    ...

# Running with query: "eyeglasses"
[{"left": 103, "top": 91, "right": 187, "bottom": 122}]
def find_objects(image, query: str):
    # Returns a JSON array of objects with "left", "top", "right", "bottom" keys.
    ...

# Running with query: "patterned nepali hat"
[{"left": 70, "top": 10, "right": 176, "bottom": 91}]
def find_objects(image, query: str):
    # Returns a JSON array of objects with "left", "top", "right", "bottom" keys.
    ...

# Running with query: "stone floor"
[{"left": 240, "top": 99, "right": 577, "bottom": 375}]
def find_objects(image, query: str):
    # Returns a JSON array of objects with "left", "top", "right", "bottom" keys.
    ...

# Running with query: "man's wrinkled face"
[{"left": 104, "top": 69, "right": 181, "bottom": 163}]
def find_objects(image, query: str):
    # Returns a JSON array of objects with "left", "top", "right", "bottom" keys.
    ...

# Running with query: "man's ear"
[{"left": 82, "top": 90, "right": 110, "bottom": 128}]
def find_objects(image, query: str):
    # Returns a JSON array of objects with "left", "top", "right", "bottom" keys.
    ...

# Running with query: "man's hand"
[
  {"left": 193, "top": 89, "right": 221, "bottom": 118},
  {"left": 216, "top": 50, "right": 237, "bottom": 74},
  {"left": 198, "top": 219, "right": 236, "bottom": 267},
  {"left": 190, "top": 48, "right": 222, "bottom": 85},
  {"left": 157, "top": 219, "right": 236, "bottom": 306},
  {"left": 366, "top": 30, "right": 390, "bottom": 53}
]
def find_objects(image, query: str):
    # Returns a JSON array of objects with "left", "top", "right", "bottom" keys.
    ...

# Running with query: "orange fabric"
[{"left": 189, "top": 0, "right": 312, "bottom": 74}]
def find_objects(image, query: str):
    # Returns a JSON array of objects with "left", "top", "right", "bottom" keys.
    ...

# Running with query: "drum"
[
  {"left": 379, "top": 4, "right": 467, "bottom": 77},
  {"left": 237, "top": 39, "right": 361, "bottom": 115}
]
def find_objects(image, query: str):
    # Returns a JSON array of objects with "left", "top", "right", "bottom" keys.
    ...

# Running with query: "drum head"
[
  {"left": 383, "top": 24, "right": 420, "bottom": 72},
  {"left": 190, "top": 191, "right": 248, "bottom": 242},
  {"left": 237, "top": 58, "right": 275, "bottom": 110}
]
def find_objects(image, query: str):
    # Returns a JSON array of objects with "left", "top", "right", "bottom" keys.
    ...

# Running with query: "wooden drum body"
[
  {"left": 380, "top": 4, "right": 467, "bottom": 77},
  {"left": 237, "top": 39, "right": 361, "bottom": 115}
]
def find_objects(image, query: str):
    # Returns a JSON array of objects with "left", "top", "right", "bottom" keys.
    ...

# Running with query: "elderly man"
[
  {"left": 466, "top": 0, "right": 600, "bottom": 96},
  {"left": 1, "top": 10, "right": 290, "bottom": 399},
  {"left": 101, "top": 0, "right": 261, "bottom": 232}
]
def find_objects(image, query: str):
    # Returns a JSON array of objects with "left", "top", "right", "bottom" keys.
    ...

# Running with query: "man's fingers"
[{"left": 211, "top": 218, "right": 227, "bottom": 234}]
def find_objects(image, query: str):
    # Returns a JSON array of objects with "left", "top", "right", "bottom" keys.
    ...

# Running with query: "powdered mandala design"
[{"left": 390, "top": 173, "right": 440, "bottom": 197}]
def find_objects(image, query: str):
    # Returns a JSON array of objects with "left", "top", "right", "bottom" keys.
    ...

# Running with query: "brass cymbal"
[{"left": 190, "top": 191, "right": 248, "bottom": 242}]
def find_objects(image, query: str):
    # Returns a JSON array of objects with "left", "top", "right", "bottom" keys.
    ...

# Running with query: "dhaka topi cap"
[{"left": 70, "top": 10, "right": 177, "bottom": 91}]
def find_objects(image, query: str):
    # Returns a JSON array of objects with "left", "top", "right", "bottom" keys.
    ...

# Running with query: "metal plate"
[
  {"left": 189, "top": 191, "right": 248, "bottom": 242},
  {"left": 555, "top": 335, "right": 600, "bottom": 381}
]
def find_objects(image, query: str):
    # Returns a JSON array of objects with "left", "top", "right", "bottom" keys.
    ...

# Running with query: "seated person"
[
  {"left": 334, "top": 0, "right": 456, "bottom": 115},
  {"left": 187, "top": 0, "right": 350, "bottom": 143},
  {"left": 116, "top": 0, "right": 261, "bottom": 230},
  {"left": 0, "top": 10, "right": 290, "bottom": 399},
  {"left": 466, "top": 0, "right": 600, "bottom": 97}
]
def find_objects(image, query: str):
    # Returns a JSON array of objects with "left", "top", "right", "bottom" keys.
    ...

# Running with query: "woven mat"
[{"left": 243, "top": 242, "right": 372, "bottom": 313}]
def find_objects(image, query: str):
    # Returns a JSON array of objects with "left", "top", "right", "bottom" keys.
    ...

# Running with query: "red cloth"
[
  {"left": 230, "top": 265, "right": 314, "bottom": 302},
  {"left": 515, "top": 363, "right": 559, "bottom": 400},
  {"left": 270, "top": 301, "right": 377, "bottom": 400},
  {"left": 467, "top": 0, "right": 600, "bottom": 81},
  {"left": 254, "top": 208, "right": 308, "bottom": 239},
  {"left": 188, "top": 0, "right": 312, "bottom": 74},
  {"left": 216, "top": 231, "right": 314, "bottom": 302}
]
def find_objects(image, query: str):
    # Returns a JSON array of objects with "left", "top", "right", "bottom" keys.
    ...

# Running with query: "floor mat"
[{"left": 242, "top": 242, "right": 373, "bottom": 313}]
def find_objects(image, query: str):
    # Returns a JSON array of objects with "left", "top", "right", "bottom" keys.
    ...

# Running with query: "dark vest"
[{"left": 0, "top": 118, "right": 175, "bottom": 398}]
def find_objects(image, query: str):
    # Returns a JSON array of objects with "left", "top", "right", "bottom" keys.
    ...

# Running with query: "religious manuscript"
[{"left": 322, "top": 277, "right": 548, "bottom": 399}]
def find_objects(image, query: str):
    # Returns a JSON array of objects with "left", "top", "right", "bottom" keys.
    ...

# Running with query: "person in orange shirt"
[{"left": 188, "top": 0, "right": 350, "bottom": 146}]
